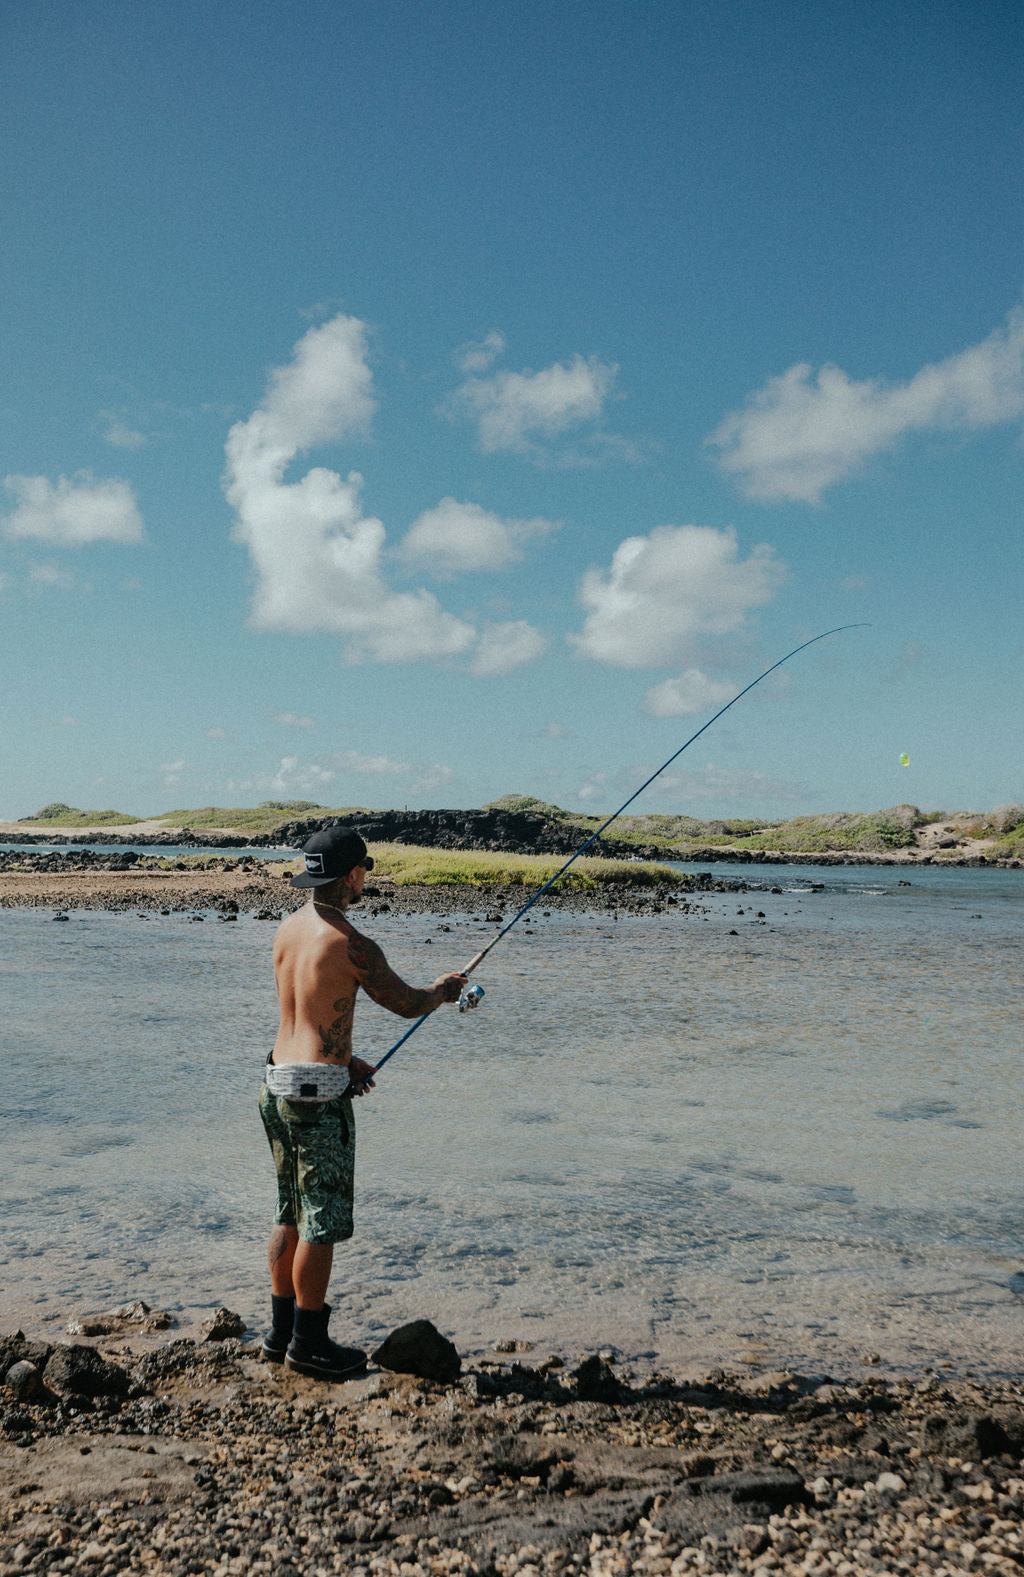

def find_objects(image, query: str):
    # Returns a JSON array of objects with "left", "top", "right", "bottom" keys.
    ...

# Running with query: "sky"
[{"left": 2, "top": 0, "right": 1022, "bottom": 823}]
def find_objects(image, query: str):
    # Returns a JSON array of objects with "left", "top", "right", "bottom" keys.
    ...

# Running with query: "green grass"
[{"left": 356, "top": 843, "right": 687, "bottom": 890}]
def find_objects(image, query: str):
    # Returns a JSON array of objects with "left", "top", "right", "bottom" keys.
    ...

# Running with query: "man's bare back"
[
  {"left": 260, "top": 827, "right": 468, "bottom": 1382},
  {"left": 272, "top": 896, "right": 466, "bottom": 1067}
]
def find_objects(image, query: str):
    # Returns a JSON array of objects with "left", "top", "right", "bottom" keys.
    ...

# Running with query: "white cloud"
[
  {"left": 224, "top": 314, "right": 477, "bottom": 666},
  {"left": 274, "top": 711, "right": 316, "bottom": 730},
  {"left": 100, "top": 413, "right": 147, "bottom": 450},
  {"left": 709, "top": 305, "right": 1024, "bottom": 503},
  {"left": 205, "top": 726, "right": 228, "bottom": 740},
  {"left": 642, "top": 669, "right": 738, "bottom": 717},
  {"left": 576, "top": 771, "right": 608, "bottom": 804},
  {"left": 265, "top": 756, "right": 337, "bottom": 796},
  {"left": 409, "top": 762, "right": 454, "bottom": 795},
  {"left": 29, "top": 562, "right": 75, "bottom": 586},
  {"left": 652, "top": 762, "right": 805, "bottom": 804},
  {"left": 469, "top": 620, "right": 547, "bottom": 677},
  {"left": 545, "top": 721, "right": 568, "bottom": 739},
  {"left": 451, "top": 352, "right": 618, "bottom": 454},
  {"left": 3, "top": 471, "right": 144, "bottom": 544},
  {"left": 333, "top": 749, "right": 408, "bottom": 775},
  {"left": 160, "top": 759, "right": 186, "bottom": 774},
  {"left": 400, "top": 497, "right": 557, "bottom": 575},
  {"left": 455, "top": 330, "right": 506, "bottom": 374},
  {"left": 571, "top": 524, "right": 784, "bottom": 668}
]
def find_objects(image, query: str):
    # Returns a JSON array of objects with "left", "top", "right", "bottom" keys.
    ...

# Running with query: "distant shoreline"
[{"left": 0, "top": 817, "right": 1019, "bottom": 868}]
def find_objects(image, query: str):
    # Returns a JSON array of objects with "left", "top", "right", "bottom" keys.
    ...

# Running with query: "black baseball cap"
[{"left": 291, "top": 827, "right": 375, "bottom": 889}]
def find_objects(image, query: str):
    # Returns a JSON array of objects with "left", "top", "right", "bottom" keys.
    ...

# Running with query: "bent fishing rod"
[{"left": 347, "top": 623, "right": 867, "bottom": 1095}]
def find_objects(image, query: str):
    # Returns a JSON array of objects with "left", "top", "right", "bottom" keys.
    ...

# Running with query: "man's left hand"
[{"left": 347, "top": 1057, "right": 378, "bottom": 1096}]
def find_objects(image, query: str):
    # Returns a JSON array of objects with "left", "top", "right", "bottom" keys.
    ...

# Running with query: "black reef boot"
[
  {"left": 286, "top": 1303, "right": 366, "bottom": 1381},
  {"left": 261, "top": 1294, "right": 295, "bottom": 1363}
]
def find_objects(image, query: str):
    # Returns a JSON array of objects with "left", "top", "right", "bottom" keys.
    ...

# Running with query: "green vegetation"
[
  {"left": 485, "top": 796, "right": 923, "bottom": 855},
  {"left": 963, "top": 803, "right": 1024, "bottom": 860},
  {"left": 360, "top": 843, "right": 685, "bottom": 890},
  {"left": 153, "top": 803, "right": 368, "bottom": 834},
  {"left": 687, "top": 805, "right": 925, "bottom": 854},
  {"left": 23, "top": 803, "right": 141, "bottom": 826},
  {"left": 15, "top": 795, "right": 1022, "bottom": 861}
]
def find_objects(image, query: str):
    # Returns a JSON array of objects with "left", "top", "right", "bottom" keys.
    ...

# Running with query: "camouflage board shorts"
[{"left": 259, "top": 1085, "right": 356, "bottom": 1245}]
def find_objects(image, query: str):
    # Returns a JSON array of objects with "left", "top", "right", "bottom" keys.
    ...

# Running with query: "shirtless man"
[{"left": 259, "top": 826, "right": 466, "bottom": 1380}]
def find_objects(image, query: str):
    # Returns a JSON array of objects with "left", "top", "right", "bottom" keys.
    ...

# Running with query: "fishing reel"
[{"left": 458, "top": 983, "right": 485, "bottom": 1013}]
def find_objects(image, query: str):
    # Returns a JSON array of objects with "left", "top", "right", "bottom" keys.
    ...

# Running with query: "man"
[{"left": 259, "top": 825, "right": 467, "bottom": 1380}]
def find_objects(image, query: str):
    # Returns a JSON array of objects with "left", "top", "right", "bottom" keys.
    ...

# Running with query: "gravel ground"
[{"left": 3, "top": 1328, "right": 1024, "bottom": 1576}]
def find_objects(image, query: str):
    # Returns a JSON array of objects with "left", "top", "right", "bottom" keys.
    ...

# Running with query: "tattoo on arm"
[{"left": 347, "top": 929, "right": 438, "bottom": 1019}]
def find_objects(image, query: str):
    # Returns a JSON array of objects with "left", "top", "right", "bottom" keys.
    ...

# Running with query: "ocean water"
[{"left": 2, "top": 863, "right": 1022, "bottom": 1378}]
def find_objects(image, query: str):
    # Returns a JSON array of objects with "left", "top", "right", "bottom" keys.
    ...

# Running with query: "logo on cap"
[{"left": 304, "top": 853, "right": 326, "bottom": 874}]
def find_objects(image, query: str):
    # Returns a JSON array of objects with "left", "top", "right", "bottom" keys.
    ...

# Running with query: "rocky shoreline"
[
  {"left": 2, "top": 804, "right": 1017, "bottom": 868},
  {"left": 0, "top": 857, "right": 744, "bottom": 916},
  {"left": 2, "top": 1314, "right": 1023, "bottom": 1576}
]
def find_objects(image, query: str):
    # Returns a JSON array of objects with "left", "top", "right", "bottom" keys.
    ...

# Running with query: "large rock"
[
  {"left": 200, "top": 1307, "right": 247, "bottom": 1342},
  {"left": 43, "top": 1344, "right": 129, "bottom": 1398},
  {"left": 372, "top": 1320, "right": 461, "bottom": 1383},
  {"left": 0, "top": 1333, "right": 54, "bottom": 1381},
  {"left": 571, "top": 1354, "right": 623, "bottom": 1402},
  {"left": 5, "top": 1361, "right": 46, "bottom": 1402}
]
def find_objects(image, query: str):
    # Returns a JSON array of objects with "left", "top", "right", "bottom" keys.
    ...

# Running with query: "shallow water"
[{"left": 2, "top": 865, "right": 1022, "bottom": 1377}]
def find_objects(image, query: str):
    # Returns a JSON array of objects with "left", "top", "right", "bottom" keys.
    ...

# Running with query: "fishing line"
[{"left": 348, "top": 623, "right": 867, "bottom": 1093}]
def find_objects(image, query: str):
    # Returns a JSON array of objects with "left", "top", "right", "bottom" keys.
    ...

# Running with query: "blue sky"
[{"left": 2, "top": 0, "right": 1021, "bottom": 822}]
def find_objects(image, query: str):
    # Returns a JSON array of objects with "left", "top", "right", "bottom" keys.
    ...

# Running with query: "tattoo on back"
[{"left": 317, "top": 996, "right": 353, "bottom": 1062}]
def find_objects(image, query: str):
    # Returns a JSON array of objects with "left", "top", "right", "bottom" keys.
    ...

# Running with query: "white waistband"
[{"left": 265, "top": 1062, "right": 351, "bottom": 1102}]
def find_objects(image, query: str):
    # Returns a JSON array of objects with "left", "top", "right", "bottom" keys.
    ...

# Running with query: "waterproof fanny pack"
[{"left": 264, "top": 1060, "right": 352, "bottom": 1103}]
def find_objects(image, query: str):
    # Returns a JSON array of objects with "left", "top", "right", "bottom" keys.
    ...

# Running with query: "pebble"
[{"left": 2, "top": 1329, "right": 1024, "bottom": 1576}]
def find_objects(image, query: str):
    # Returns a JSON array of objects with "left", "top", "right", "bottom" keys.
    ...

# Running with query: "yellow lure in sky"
[{"left": 899, "top": 753, "right": 910, "bottom": 767}]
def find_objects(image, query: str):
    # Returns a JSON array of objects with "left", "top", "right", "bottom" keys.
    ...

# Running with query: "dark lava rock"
[
  {"left": 0, "top": 1334, "right": 54, "bottom": 1381},
  {"left": 572, "top": 1354, "right": 623, "bottom": 1402},
  {"left": 201, "top": 1307, "right": 247, "bottom": 1342},
  {"left": 691, "top": 1469, "right": 809, "bottom": 1510},
  {"left": 939, "top": 1409, "right": 1024, "bottom": 1459},
  {"left": 4, "top": 1361, "right": 46, "bottom": 1402},
  {"left": 43, "top": 1343, "right": 129, "bottom": 1398},
  {"left": 372, "top": 1320, "right": 461, "bottom": 1383}
]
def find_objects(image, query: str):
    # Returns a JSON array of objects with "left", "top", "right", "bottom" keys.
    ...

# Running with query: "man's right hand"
[{"left": 435, "top": 972, "right": 468, "bottom": 1005}]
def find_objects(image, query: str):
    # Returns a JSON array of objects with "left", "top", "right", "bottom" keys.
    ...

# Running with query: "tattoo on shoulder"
[
  {"left": 348, "top": 929, "right": 429, "bottom": 1016},
  {"left": 345, "top": 928, "right": 377, "bottom": 973}
]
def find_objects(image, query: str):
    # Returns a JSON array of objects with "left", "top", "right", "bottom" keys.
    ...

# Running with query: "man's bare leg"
[
  {"left": 293, "top": 1241, "right": 334, "bottom": 1309},
  {"left": 285, "top": 1240, "right": 365, "bottom": 1379},
  {"left": 268, "top": 1224, "right": 298, "bottom": 1297}
]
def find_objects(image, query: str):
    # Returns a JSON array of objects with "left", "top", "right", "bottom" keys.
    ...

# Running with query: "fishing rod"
[{"left": 347, "top": 623, "right": 867, "bottom": 1094}]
